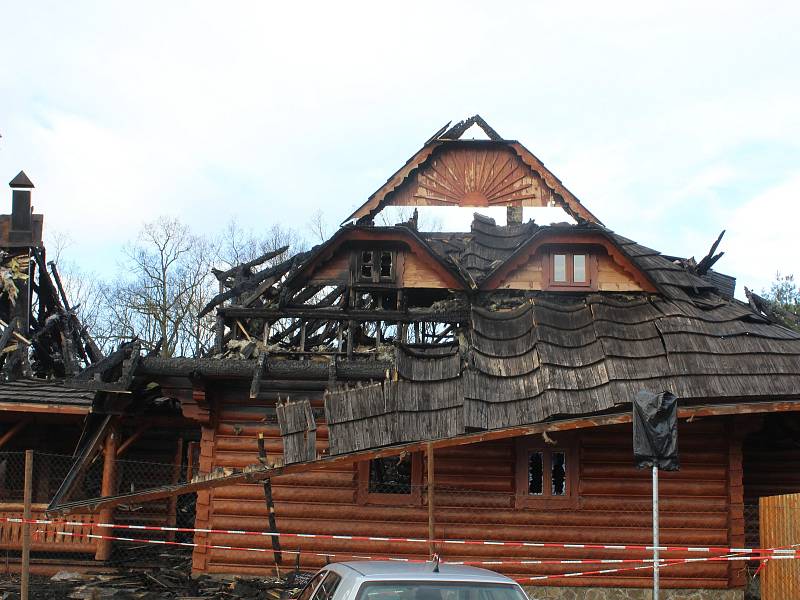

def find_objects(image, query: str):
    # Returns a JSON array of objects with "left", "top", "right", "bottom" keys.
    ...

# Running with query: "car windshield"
[{"left": 356, "top": 581, "right": 527, "bottom": 600}]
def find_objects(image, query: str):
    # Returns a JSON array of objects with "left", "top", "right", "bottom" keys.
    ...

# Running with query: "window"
[
  {"left": 356, "top": 582, "right": 528, "bottom": 600},
  {"left": 357, "top": 454, "right": 422, "bottom": 505},
  {"left": 297, "top": 571, "right": 327, "bottom": 600},
  {"left": 369, "top": 456, "right": 412, "bottom": 493},
  {"left": 356, "top": 249, "right": 396, "bottom": 284},
  {"left": 546, "top": 250, "right": 594, "bottom": 289},
  {"left": 313, "top": 572, "right": 343, "bottom": 600},
  {"left": 515, "top": 436, "right": 577, "bottom": 508}
]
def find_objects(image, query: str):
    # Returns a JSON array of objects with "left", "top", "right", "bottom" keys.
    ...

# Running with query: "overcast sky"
[{"left": 1, "top": 2, "right": 799, "bottom": 295}]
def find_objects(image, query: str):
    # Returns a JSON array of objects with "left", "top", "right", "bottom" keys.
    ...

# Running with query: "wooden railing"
[{"left": 0, "top": 504, "right": 98, "bottom": 554}]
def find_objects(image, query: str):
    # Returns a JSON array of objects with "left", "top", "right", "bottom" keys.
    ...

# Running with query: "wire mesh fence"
[{"left": 0, "top": 450, "right": 197, "bottom": 575}]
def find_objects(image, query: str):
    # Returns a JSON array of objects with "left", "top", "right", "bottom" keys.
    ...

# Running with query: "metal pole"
[
  {"left": 21, "top": 450, "right": 33, "bottom": 600},
  {"left": 652, "top": 464, "right": 659, "bottom": 600},
  {"left": 427, "top": 442, "right": 435, "bottom": 555}
]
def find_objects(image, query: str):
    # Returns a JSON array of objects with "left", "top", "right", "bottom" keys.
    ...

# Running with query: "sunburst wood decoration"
[{"left": 387, "top": 145, "right": 552, "bottom": 207}]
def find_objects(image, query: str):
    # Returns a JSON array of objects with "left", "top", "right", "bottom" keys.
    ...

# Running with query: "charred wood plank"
[
  {"left": 137, "top": 356, "right": 391, "bottom": 380},
  {"left": 211, "top": 245, "right": 289, "bottom": 283},
  {"left": 249, "top": 352, "right": 268, "bottom": 399},
  {"left": 200, "top": 256, "right": 297, "bottom": 318},
  {"left": 48, "top": 414, "right": 115, "bottom": 509},
  {"left": 696, "top": 230, "right": 726, "bottom": 276},
  {"left": 257, "top": 432, "right": 282, "bottom": 565},
  {"left": 0, "top": 317, "right": 18, "bottom": 352},
  {"left": 220, "top": 306, "right": 468, "bottom": 324}
]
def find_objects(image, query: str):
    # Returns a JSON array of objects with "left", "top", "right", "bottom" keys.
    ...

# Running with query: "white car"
[{"left": 294, "top": 561, "right": 530, "bottom": 600}]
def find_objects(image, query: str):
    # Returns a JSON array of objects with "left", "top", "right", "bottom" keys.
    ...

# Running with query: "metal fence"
[{"left": 0, "top": 450, "right": 197, "bottom": 574}]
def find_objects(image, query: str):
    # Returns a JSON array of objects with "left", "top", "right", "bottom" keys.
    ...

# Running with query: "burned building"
[
  {"left": 25, "top": 117, "right": 800, "bottom": 598},
  {"left": 0, "top": 174, "right": 198, "bottom": 569}
]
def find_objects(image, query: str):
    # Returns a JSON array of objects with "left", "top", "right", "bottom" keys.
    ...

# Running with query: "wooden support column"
[
  {"left": 21, "top": 450, "right": 33, "bottom": 600},
  {"left": 95, "top": 427, "right": 118, "bottom": 561},
  {"left": 166, "top": 437, "right": 184, "bottom": 542},
  {"left": 214, "top": 314, "right": 225, "bottom": 354},
  {"left": 427, "top": 442, "right": 435, "bottom": 555}
]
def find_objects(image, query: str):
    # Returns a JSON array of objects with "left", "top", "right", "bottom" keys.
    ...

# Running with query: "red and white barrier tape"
[
  {"left": 37, "top": 529, "right": 796, "bottom": 569},
  {"left": 45, "top": 530, "right": 793, "bottom": 583},
  {"left": 3, "top": 516, "right": 793, "bottom": 556},
  {"left": 49, "top": 530, "right": 419, "bottom": 563},
  {"left": 519, "top": 552, "right": 777, "bottom": 582}
]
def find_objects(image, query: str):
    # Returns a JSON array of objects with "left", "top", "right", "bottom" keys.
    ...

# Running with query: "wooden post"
[
  {"left": 95, "top": 428, "right": 118, "bottom": 561},
  {"left": 20, "top": 450, "right": 33, "bottom": 600},
  {"left": 427, "top": 442, "right": 435, "bottom": 556},
  {"left": 166, "top": 437, "right": 184, "bottom": 542}
]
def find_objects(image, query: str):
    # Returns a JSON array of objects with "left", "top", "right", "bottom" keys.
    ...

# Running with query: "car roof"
[{"left": 332, "top": 561, "right": 516, "bottom": 584}]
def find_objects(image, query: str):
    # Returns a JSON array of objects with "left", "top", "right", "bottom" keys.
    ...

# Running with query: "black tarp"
[{"left": 633, "top": 390, "right": 680, "bottom": 471}]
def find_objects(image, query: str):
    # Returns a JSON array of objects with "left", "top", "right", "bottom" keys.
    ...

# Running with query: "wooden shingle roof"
[
  {"left": 0, "top": 378, "right": 95, "bottom": 410},
  {"left": 324, "top": 293, "right": 800, "bottom": 455}
]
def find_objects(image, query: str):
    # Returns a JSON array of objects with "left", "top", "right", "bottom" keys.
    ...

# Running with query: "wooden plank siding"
[
  {"left": 498, "top": 253, "right": 645, "bottom": 292},
  {"left": 193, "top": 386, "right": 741, "bottom": 590}
]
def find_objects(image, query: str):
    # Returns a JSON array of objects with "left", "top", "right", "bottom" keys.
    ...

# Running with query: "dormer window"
[
  {"left": 546, "top": 249, "right": 595, "bottom": 290},
  {"left": 356, "top": 249, "right": 395, "bottom": 284}
]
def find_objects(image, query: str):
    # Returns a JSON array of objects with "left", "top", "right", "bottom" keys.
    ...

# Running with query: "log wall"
[{"left": 191, "top": 385, "right": 741, "bottom": 590}]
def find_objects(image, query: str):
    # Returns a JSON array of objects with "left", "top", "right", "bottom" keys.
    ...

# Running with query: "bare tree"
[
  {"left": 216, "top": 219, "right": 304, "bottom": 270},
  {"left": 48, "top": 217, "right": 316, "bottom": 358},
  {"left": 102, "top": 216, "right": 218, "bottom": 357},
  {"left": 308, "top": 209, "right": 332, "bottom": 244}
]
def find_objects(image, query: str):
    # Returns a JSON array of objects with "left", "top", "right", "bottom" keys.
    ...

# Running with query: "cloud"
[
  {"left": 0, "top": 1, "right": 799, "bottom": 282},
  {"left": 723, "top": 174, "right": 800, "bottom": 295}
]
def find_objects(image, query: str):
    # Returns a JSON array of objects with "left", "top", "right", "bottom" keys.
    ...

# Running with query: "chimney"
[
  {"left": 9, "top": 171, "right": 34, "bottom": 244},
  {"left": 507, "top": 205, "right": 523, "bottom": 226}
]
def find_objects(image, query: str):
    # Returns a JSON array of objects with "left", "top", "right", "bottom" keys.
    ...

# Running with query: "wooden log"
[
  {"left": 220, "top": 305, "right": 468, "bottom": 324},
  {"left": 95, "top": 428, "right": 118, "bottom": 561},
  {"left": 50, "top": 398, "right": 800, "bottom": 514},
  {"left": 136, "top": 356, "right": 391, "bottom": 380}
]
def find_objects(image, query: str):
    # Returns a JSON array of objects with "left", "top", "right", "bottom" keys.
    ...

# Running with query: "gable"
[
  {"left": 497, "top": 246, "right": 650, "bottom": 292},
  {"left": 387, "top": 144, "right": 552, "bottom": 209},
  {"left": 344, "top": 116, "right": 602, "bottom": 225},
  {"left": 291, "top": 227, "right": 466, "bottom": 291},
  {"left": 481, "top": 231, "right": 658, "bottom": 292},
  {"left": 305, "top": 243, "right": 453, "bottom": 289}
]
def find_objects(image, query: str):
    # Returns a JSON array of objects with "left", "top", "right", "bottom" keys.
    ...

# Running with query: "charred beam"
[
  {"left": 220, "top": 306, "right": 468, "bottom": 324},
  {"left": 211, "top": 245, "right": 289, "bottom": 283},
  {"left": 136, "top": 356, "right": 391, "bottom": 380}
]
